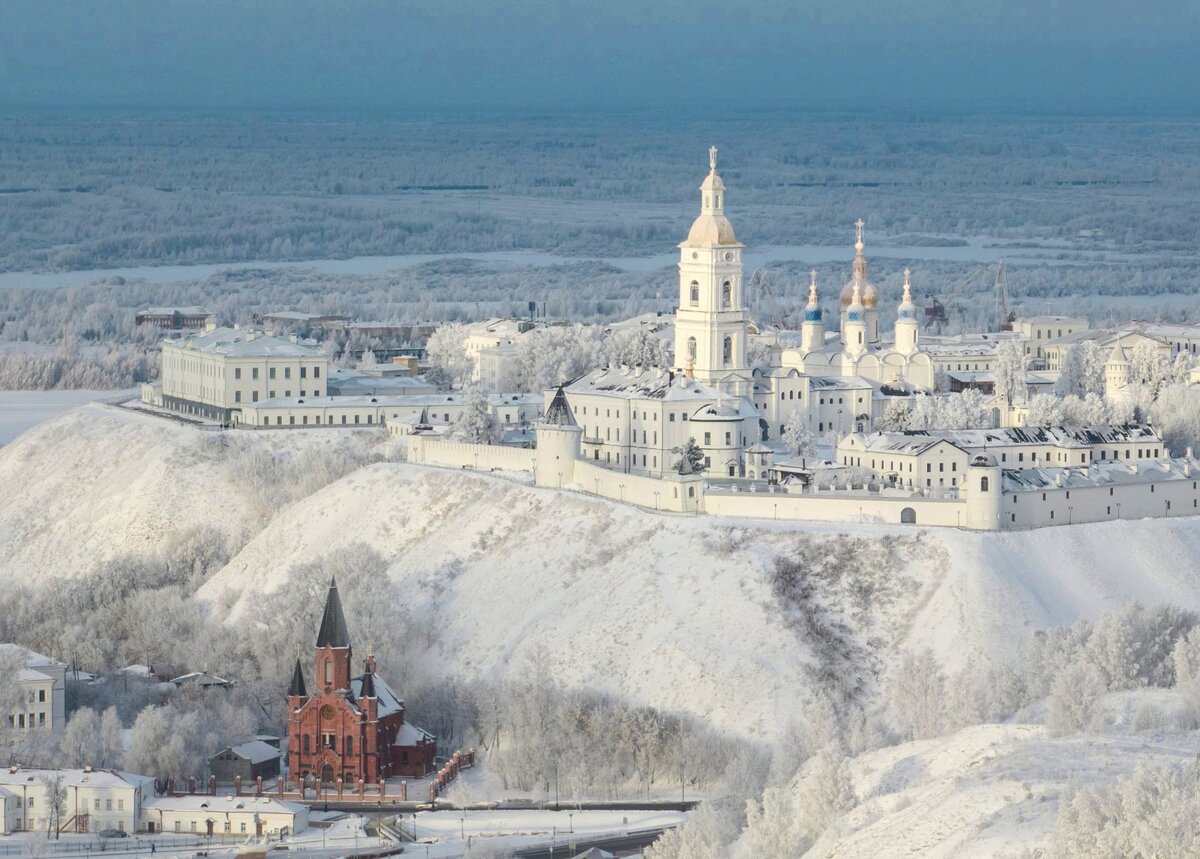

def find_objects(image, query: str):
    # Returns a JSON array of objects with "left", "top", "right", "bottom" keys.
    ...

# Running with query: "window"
[
  {"left": 225, "top": 821, "right": 232, "bottom": 833},
  {"left": 704, "top": 432, "right": 711, "bottom": 445},
  {"left": 314, "top": 367, "right": 321, "bottom": 379},
  {"left": 94, "top": 799, "right": 100, "bottom": 811},
  {"left": 252, "top": 367, "right": 259, "bottom": 380},
  {"left": 106, "top": 800, "right": 112, "bottom": 811},
  {"left": 346, "top": 736, "right": 353, "bottom": 756},
  {"left": 300, "top": 367, "right": 308, "bottom": 379},
  {"left": 284, "top": 367, "right": 292, "bottom": 379},
  {"left": 270, "top": 367, "right": 276, "bottom": 380},
  {"left": 234, "top": 368, "right": 241, "bottom": 380},
  {"left": 980, "top": 476, "right": 989, "bottom": 492},
  {"left": 175, "top": 821, "right": 182, "bottom": 833},
  {"left": 723, "top": 336, "right": 733, "bottom": 365},
  {"left": 252, "top": 391, "right": 259, "bottom": 402},
  {"left": 37, "top": 690, "right": 44, "bottom": 703},
  {"left": 234, "top": 391, "right": 241, "bottom": 403},
  {"left": 303, "top": 735, "right": 310, "bottom": 753},
  {"left": 686, "top": 337, "right": 697, "bottom": 364},
  {"left": 689, "top": 281, "right": 700, "bottom": 305},
  {"left": 324, "top": 661, "right": 332, "bottom": 684},
  {"left": 721, "top": 281, "right": 732, "bottom": 308}
]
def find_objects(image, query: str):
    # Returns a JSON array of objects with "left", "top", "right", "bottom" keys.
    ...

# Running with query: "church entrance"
[
  {"left": 901, "top": 507, "right": 917, "bottom": 524},
  {"left": 320, "top": 764, "right": 334, "bottom": 788}
]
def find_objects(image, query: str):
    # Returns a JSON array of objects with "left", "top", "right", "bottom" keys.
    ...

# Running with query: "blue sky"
[{"left": 2, "top": 0, "right": 1197, "bottom": 114}]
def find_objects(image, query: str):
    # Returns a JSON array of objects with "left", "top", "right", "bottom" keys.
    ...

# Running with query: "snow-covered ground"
[
  {"left": 0, "top": 388, "right": 133, "bottom": 444},
  {"left": 4, "top": 405, "right": 1200, "bottom": 743}
]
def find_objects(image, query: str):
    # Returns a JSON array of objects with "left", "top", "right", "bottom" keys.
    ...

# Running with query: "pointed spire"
[
  {"left": 902, "top": 268, "right": 912, "bottom": 303},
  {"left": 849, "top": 280, "right": 864, "bottom": 311},
  {"left": 288, "top": 657, "right": 307, "bottom": 698},
  {"left": 543, "top": 385, "right": 577, "bottom": 427},
  {"left": 709, "top": 145, "right": 718, "bottom": 173},
  {"left": 852, "top": 219, "right": 868, "bottom": 281},
  {"left": 359, "top": 659, "right": 377, "bottom": 699},
  {"left": 315, "top": 577, "right": 351, "bottom": 649},
  {"left": 804, "top": 270, "right": 822, "bottom": 324}
]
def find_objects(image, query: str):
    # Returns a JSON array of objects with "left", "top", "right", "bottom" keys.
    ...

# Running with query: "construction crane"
[{"left": 923, "top": 262, "right": 1013, "bottom": 334}]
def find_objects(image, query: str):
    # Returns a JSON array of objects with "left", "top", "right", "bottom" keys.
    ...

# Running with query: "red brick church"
[{"left": 286, "top": 578, "right": 437, "bottom": 783}]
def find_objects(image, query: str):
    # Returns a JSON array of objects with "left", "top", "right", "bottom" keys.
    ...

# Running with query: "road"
[{"left": 511, "top": 827, "right": 675, "bottom": 858}]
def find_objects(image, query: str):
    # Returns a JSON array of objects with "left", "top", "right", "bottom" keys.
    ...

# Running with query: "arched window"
[
  {"left": 687, "top": 337, "right": 697, "bottom": 363},
  {"left": 714, "top": 193, "right": 720, "bottom": 208},
  {"left": 721, "top": 281, "right": 732, "bottom": 308},
  {"left": 689, "top": 281, "right": 700, "bottom": 305},
  {"left": 723, "top": 336, "right": 733, "bottom": 365},
  {"left": 980, "top": 476, "right": 990, "bottom": 492}
]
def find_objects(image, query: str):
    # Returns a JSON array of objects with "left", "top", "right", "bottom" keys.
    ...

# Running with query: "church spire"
[
  {"left": 316, "top": 577, "right": 351, "bottom": 649},
  {"left": 853, "top": 218, "right": 868, "bottom": 281},
  {"left": 288, "top": 655, "right": 307, "bottom": 698}
]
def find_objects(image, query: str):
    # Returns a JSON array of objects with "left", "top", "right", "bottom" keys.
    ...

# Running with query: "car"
[{"left": 99, "top": 829, "right": 128, "bottom": 838}]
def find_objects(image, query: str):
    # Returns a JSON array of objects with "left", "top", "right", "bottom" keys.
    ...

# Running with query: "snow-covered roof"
[
  {"left": 0, "top": 644, "right": 66, "bottom": 670},
  {"left": 165, "top": 327, "right": 320, "bottom": 357},
  {"left": 809, "top": 375, "right": 874, "bottom": 390},
  {"left": 145, "top": 795, "right": 305, "bottom": 815},
  {"left": 1002, "top": 458, "right": 1196, "bottom": 492},
  {"left": 847, "top": 424, "right": 1160, "bottom": 457},
  {"left": 393, "top": 722, "right": 435, "bottom": 747},
  {"left": 565, "top": 367, "right": 722, "bottom": 402},
  {"left": 690, "top": 398, "right": 757, "bottom": 421},
  {"left": 350, "top": 673, "right": 404, "bottom": 719},
  {"left": 170, "top": 671, "right": 232, "bottom": 688},
  {"left": 0, "top": 768, "right": 154, "bottom": 791},
  {"left": 138, "top": 306, "right": 211, "bottom": 316},
  {"left": 214, "top": 740, "right": 281, "bottom": 765}
]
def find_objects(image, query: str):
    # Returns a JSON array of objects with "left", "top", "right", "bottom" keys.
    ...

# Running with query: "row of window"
[
  {"left": 261, "top": 413, "right": 374, "bottom": 426},
  {"left": 235, "top": 388, "right": 320, "bottom": 403},
  {"left": 233, "top": 366, "right": 321, "bottom": 381},
  {"left": 686, "top": 281, "right": 735, "bottom": 308},
  {"left": 301, "top": 733, "right": 354, "bottom": 755},
  {"left": 8, "top": 712, "right": 47, "bottom": 729},
  {"left": 1008, "top": 498, "right": 1197, "bottom": 523}
]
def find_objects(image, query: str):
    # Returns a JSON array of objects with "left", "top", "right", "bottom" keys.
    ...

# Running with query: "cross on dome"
[
  {"left": 855, "top": 218, "right": 865, "bottom": 248},
  {"left": 902, "top": 268, "right": 913, "bottom": 302},
  {"left": 709, "top": 145, "right": 718, "bottom": 172}
]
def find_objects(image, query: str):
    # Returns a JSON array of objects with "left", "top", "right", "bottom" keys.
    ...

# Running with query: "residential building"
[
  {"left": 0, "top": 645, "right": 66, "bottom": 738},
  {"left": 143, "top": 794, "right": 307, "bottom": 836},
  {"left": 0, "top": 767, "right": 154, "bottom": 834}
]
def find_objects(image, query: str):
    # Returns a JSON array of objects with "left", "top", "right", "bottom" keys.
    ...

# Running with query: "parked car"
[{"left": 99, "top": 829, "right": 128, "bottom": 838}]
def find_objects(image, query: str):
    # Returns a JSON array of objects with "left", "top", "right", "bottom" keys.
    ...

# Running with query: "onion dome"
[
  {"left": 804, "top": 270, "right": 822, "bottom": 322},
  {"left": 846, "top": 281, "right": 865, "bottom": 323},
  {"left": 840, "top": 218, "right": 878, "bottom": 308}
]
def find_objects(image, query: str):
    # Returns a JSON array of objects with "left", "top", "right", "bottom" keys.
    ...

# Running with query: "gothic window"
[
  {"left": 721, "top": 281, "right": 732, "bottom": 308},
  {"left": 324, "top": 661, "right": 332, "bottom": 684},
  {"left": 723, "top": 336, "right": 733, "bottom": 365},
  {"left": 689, "top": 282, "right": 700, "bottom": 306},
  {"left": 687, "top": 337, "right": 697, "bottom": 363}
]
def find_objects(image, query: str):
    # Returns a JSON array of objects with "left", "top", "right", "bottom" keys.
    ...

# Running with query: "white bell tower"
[
  {"left": 895, "top": 268, "right": 920, "bottom": 356},
  {"left": 674, "top": 146, "right": 750, "bottom": 393}
]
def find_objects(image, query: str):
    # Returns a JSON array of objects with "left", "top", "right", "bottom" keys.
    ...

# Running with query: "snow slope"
[
  {"left": 793, "top": 698, "right": 1200, "bottom": 858},
  {"left": 0, "top": 403, "right": 382, "bottom": 581},
  {"left": 5, "top": 407, "right": 1200, "bottom": 741}
]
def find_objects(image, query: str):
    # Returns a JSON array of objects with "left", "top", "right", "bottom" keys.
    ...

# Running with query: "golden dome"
[{"left": 840, "top": 279, "right": 877, "bottom": 308}]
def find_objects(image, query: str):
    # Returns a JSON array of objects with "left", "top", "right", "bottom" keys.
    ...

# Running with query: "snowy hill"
[
  {"left": 0, "top": 403, "right": 385, "bottom": 582},
  {"left": 5, "top": 405, "right": 1200, "bottom": 742}
]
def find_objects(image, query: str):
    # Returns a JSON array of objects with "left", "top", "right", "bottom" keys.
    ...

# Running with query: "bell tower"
[{"left": 674, "top": 146, "right": 750, "bottom": 393}]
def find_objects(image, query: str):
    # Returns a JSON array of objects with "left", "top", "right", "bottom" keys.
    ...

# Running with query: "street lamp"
[
  {"left": 569, "top": 812, "right": 574, "bottom": 834},
  {"left": 1068, "top": 505, "right": 1073, "bottom": 525}
]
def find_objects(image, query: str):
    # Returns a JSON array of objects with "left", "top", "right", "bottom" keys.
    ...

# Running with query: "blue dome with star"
[
  {"left": 847, "top": 310, "right": 861, "bottom": 322},
  {"left": 804, "top": 307, "right": 822, "bottom": 322},
  {"left": 899, "top": 308, "right": 913, "bottom": 319}
]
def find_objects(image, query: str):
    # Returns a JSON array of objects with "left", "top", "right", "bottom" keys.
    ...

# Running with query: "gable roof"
[{"left": 316, "top": 578, "right": 351, "bottom": 649}]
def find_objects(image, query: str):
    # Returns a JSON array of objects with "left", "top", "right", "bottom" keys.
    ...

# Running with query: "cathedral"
[
  {"left": 286, "top": 579, "right": 436, "bottom": 783},
  {"left": 556, "top": 147, "right": 931, "bottom": 478}
]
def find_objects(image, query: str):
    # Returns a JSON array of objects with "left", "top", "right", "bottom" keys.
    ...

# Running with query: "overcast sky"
[{"left": 2, "top": 0, "right": 1197, "bottom": 114}]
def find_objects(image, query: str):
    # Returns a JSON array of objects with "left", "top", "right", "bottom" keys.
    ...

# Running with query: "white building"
[
  {"left": 153, "top": 327, "right": 330, "bottom": 423},
  {"left": 0, "top": 767, "right": 154, "bottom": 834},
  {"left": 0, "top": 645, "right": 66, "bottom": 739},
  {"left": 143, "top": 794, "right": 307, "bottom": 837}
]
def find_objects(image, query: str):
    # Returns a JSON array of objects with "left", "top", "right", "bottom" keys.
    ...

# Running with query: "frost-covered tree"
[
  {"left": 99, "top": 707, "right": 123, "bottom": 769},
  {"left": 452, "top": 384, "right": 498, "bottom": 444},
  {"left": 781, "top": 412, "right": 815, "bottom": 458},
  {"left": 933, "top": 389, "right": 991, "bottom": 429},
  {"left": 425, "top": 323, "right": 472, "bottom": 389},
  {"left": 992, "top": 340, "right": 1027, "bottom": 409},
  {"left": 1045, "top": 659, "right": 1105, "bottom": 736},
  {"left": 887, "top": 650, "right": 947, "bottom": 740},
  {"left": 513, "top": 325, "right": 604, "bottom": 392},
  {"left": 908, "top": 395, "right": 938, "bottom": 430},
  {"left": 58, "top": 707, "right": 101, "bottom": 768},
  {"left": 1150, "top": 384, "right": 1200, "bottom": 455},
  {"left": 1056, "top": 344, "right": 1089, "bottom": 398},
  {"left": 1059, "top": 393, "right": 1110, "bottom": 426},
  {"left": 876, "top": 399, "right": 911, "bottom": 432},
  {"left": 605, "top": 327, "right": 669, "bottom": 369},
  {"left": 673, "top": 438, "right": 706, "bottom": 474},
  {"left": 41, "top": 773, "right": 67, "bottom": 839},
  {"left": 1025, "top": 392, "right": 1064, "bottom": 426}
]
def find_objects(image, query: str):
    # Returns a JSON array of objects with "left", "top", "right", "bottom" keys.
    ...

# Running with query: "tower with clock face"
[{"left": 673, "top": 147, "right": 751, "bottom": 394}]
